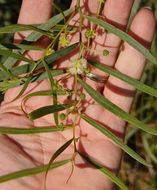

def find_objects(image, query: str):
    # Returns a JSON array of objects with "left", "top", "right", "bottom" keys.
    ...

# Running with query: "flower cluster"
[
  {"left": 68, "top": 58, "right": 88, "bottom": 75},
  {"left": 59, "top": 33, "right": 70, "bottom": 47},
  {"left": 85, "top": 29, "right": 96, "bottom": 39}
]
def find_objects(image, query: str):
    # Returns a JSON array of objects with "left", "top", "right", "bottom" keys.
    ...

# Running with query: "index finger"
[
  {"left": 15, "top": 0, "right": 53, "bottom": 41},
  {"left": 14, "top": 0, "right": 53, "bottom": 60}
]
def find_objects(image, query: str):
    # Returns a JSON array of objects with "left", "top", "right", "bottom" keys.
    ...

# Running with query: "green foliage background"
[{"left": 0, "top": 0, "right": 157, "bottom": 189}]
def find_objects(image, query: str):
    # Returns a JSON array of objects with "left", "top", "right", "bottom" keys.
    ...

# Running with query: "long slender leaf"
[
  {"left": 0, "top": 43, "right": 77, "bottom": 81},
  {"left": 0, "top": 24, "right": 53, "bottom": 37},
  {"left": 53, "top": 3, "right": 66, "bottom": 23},
  {"left": 0, "top": 159, "right": 70, "bottom": 183},
  {"left": 126, "top": 0, "right": 141, "bottom": 32},
  {"left": 43, "top": 59, "right": 58, "bottom": 126},
  {"left": 88, "top": 61, "right": 157, "bottom": 98},
  {"left": 86, "top": 16, "right": 157, "bottom": 66},
  {"left": 0, "top": 43, "right": 7, "bottom": 49},
  {"left": 142, "top": 134, "right": 157, "bottom": 163},
  {"left": 23, "top": 88, "right": 67, "bottom": 102},
  {"left": 33, "top": 69, "right": 65, "bottom": 82},
  {"left": 81, "top": 114, "right": 151, "bottom": 167},
  {"left": 0, "top": 49, "right": 34, "bottom": 64},
  {"left": 0, "top": 78, "right": 26, "bottom": 93},
  {"left": 79, "top": 152, "right": 128, "bottom": 190},
  {"left": 44, "top": 138, "right": 74, "bottom": 190},
  {"left": 0, "top": 70, "right": 64, "bottom": 90},
  {"left": 0, "top": 62, "right": 15, "bottom": 79},
  {"left": 12, "top": 76, "right": 32, "bottom": 101},
  {"left": 43, "top": 43, "right": 78, "bottom": 67},
  {"left": 0, "top": 125, "right": 72, "bottom": 134},
  {"left": 29, "top": 104, "right": 73, "bottom": 120},
  {"left": 23, "top": 90, "right": 58, "bottom": 101},
  {"left": 1, "top": 43, "right": 44, "bottom": 51},
  {"left": 3, "top": 8, "right": 74, "bottom": 69},
  {"left": 78, "top": 78, "right": 157, "bottom": 135}
]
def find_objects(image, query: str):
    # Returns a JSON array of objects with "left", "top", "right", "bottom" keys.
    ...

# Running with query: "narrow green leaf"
[
  {"left": 53, "top": 3, "right": 66, "bottom": 23},
  {"left": 3, "top": 8, "right": 74, "bottom": 69},
  {"left": 126, "top": 0, "right": 141, "bottom": 32},
  {"left": 33, "top": 69, "right": 65, "bottom": 82},
  {"left": 78, "top": 78, "right": 157, "bottom": 135},
  {"left": 0, "top": 43, "right": 7, "bottom": 49},
  {"left": 85, "top": 16, "right": 157, "bottom": 66},
  {"left": 23, "top": 88, "right": 67, "bottom": 103},
  {"left": 79, "top": 152, "right": 128, "bottom": 190},
  {"left": 42, "top": 43, "right": 78, "bottom": 68},
  {"left": 44, "top": 138, "right": 74, "bottom": 190},
  {"left": 43, "top": 59, "right": 58, "bottom": 126},
  {"left": 0, "top": 126, "right": 72, "bottom": 134},
  {"left": 29, "top": 104, "right": 73, "bottom": 120},
  {"left": 0, "top": 24, "right": 53, "bottom": 37},
  {"left": 52, "top": 25, "right": 74, "bottom": 32},
  {"left": 11, "top": 64, "right": 32, "bottom": 78},
  {"left": 0, "top": 78, "right": 26, "bottom": 93},
  {"left": 88, "top": 61, "right": 157, "bottom": 98},
  {"left": 0, "top": 43, "right": 77, "bottom": 81},
  {"left": 0, "top": 159, "right": 70, "bottom": 183},
  {"left": 0, "top": 24, "right": 33, "bottom": 33},
  {"left": 0, "top": 63, "right": 15, "bottom": 79},
  {"left": 22, "top": 89, "right": 70, "bottom": 112},
  {"left": 12, "top": 76, "right": 32, "bottom": 101},
  {"left": 0, "top": 49, "right": 34, "bottom": 64},
  {"left": 142, "top": 134, "right": 157, "bottom": 163},
  {"left": 81, "top": 114, "right": 151, "bottom": 167},
  {"left": 24, "top": 90, "right": 52, "bottom": 99},
  {"left": 1, "top": 43, "right": 44, "bottom": 51}
]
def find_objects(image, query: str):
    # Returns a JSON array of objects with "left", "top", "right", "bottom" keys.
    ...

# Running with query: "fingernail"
[{"left": 143, "top": 6, "right": 152, "bottom": 10}]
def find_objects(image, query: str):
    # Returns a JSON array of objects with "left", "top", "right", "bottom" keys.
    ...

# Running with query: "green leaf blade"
[
  {"left": 81, "top": 114, "right": 151, "bottom": 167},
  {"left": 29, "top": 104, "right": 73, "bottom": 120},
  {"left": 86, "top": 16, "right": 157, "bottom": 66},
  {"left": 88, "top": 61, "right": 157, "bottom": 98},
  {"left": 79, "top": 152, "right": 128, "bottom": 190},
  {"left": 0, "top": 159, "right": 70, "bottom": 183},
  {"left": 0, "top": 43, "right": 77, "bottom": 81},
  {"left": 3, "top": 7, "right": 74, "bottom": 69},
  {"left": 78, "top": 78, "right": 157, "bottom": 136},
  {"left": 1, "top": 43, "right": 44, "bottom": 51},
  {"left": 43, "top": 59, "right": 59, "bottom": 126},
  {"left": 44, "top": 138, "right": 74, "bottom": 190},
  {"left": 0, "top": 126, "right": 72, "bottom": 134},
  {"left": 0, "top": 49, "right": 34, "bottom": 64},
  {"left": 0, "top": 24, "right": 52, "bottom": 37}
]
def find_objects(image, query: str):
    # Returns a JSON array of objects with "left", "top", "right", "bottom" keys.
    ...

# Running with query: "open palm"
[{"left": 0, "top": 0, "right": 155, "bottom": 190}]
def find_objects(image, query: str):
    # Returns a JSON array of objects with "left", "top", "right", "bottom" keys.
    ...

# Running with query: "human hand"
[{"left": 0, "top": 0, "right": 155, "bottom": 190}]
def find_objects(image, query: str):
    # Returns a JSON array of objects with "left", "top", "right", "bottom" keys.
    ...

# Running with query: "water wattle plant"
[{"left": 0, "top": 0, "right": 157, "bottom": 189}]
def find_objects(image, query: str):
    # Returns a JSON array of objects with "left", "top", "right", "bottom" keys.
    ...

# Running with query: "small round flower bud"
[
  {"left": 85, "top": 29, "right": 96, "bottom": 39},
  {"left": 59, "top": 33, "right": 70, "bottom": 47},
  {"left": 103, "top": 49, "right": 109, "bottom": 56},
  {"left": 80, "top": 93, "right": 86, "bottom": 100},
  {"left": 60, "top": 113, "right": 66, "bottom": 120},
  {"left": 45, "top": 48, "right": 54, "bottom": 56}
]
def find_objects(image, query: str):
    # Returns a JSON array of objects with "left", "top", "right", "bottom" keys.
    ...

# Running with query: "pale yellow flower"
[{"left": 69, "top": 58, "right": 88, "bottom": 75}]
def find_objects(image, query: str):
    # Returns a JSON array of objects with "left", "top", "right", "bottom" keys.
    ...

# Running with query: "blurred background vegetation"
[{"left": 0, "top": 0, "right": 157, "bottom": 189}]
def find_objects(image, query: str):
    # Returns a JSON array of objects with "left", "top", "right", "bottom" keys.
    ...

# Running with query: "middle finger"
[{"left": 87, "top": 0, "right": 134, "bottom": 91}]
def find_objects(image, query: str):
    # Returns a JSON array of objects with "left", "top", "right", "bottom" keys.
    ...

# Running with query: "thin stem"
[
  {"left": 78, "top": 1, "right": 83, "bottom": 46},
  {"left": 96, "top": 0, "right": 105, "bottom": 16},
  {"left": 47, "top": 8, "right": 77, "bottom": 50}
]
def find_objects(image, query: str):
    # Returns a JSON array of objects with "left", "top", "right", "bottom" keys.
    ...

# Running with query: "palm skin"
[{"left": 0, "top": 0, "right": 155, "bottom": 190}]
